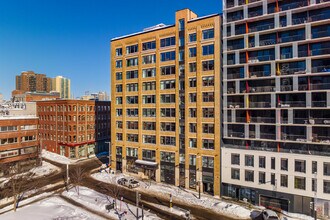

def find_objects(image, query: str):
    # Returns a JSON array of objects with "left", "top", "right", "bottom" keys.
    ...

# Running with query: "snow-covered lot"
[
  {"left": 92, "top": 171, "right": 251, "bottom": 219},
  {"left": 1, "top": 196, "right": 102, "bottom": 220},
  {"left": 42, "top": 149, "right": 76, "bottom": 164}
]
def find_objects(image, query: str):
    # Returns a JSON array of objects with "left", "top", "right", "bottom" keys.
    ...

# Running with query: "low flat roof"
[{"left": 0, "top": 115, "right": 38, "bottom": 120}]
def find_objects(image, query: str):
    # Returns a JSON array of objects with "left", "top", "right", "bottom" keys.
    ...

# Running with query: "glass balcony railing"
[
  {"left": 249, "top": 23, "right": 275, "bottom": 33},
  {"left": 260, "top": 133, "right": 276, "bottom": 140},
  {"left": 250, "top": 117, "right": 275, "bottom": 123},
  {"left": 313, "top": 135, "right": 330, "bottom": 143},
  {"left": 312, "top": 30, "right": 330, "bottom": 39},
  {"left": 281, "top": 85, "right": 293, "bottom": 91},
  {"left": 309, "top": 13, "right": 330, "bottom": 22},
  {"left": 249, "top": 86, "right": 275, "bottom": 93},
  {"left": 278, "top": 35, "right": 305, "bottom": 43},
  {"left": 227, "top": 15, "right": 244, "bottom": 22},
  {"left": 316, "top": 0, "right": 330, "bottom": 3},
  {"left": 298, "top": 84, "right": 308, "bottom": 91},
  {"left": 280, "top": 67, "right": 306, "bottom": 75},
  {"left": 248, "top": 11, "right": 263, "bottom": 18},
  {"left": 227, "top": 88, "right": 235, "bottom": 94},
  {"left": 281, "top": 53, "right": 293, "bottom": 59},
  {"left": 259, "top": 39, "right": 276, "bottom": 46},
  {"left": 227, "top": 131, "right": 245, "bottom": 138},
  {"left": 312, "top": 65, "right": 330, "bottom": 73},
  {"left": 250, "top": 71, "right": 271, "bottom": 78},
  {"left": 281, "top": 133, "right": 307, "bottom": 142},
  {"left": 278, "top": 101, "right": 305, "bottom": 107},
  {"left": 236, "top": 117, "right": 247, "bottom": 123},
  {"left": 279, "top": 1, "right": 308, "bottom": 11},
  {"left": 310, "top": 83, "right": 330, "bottom": 90},
  {"left": 249, "top": 102, "right": 271, "bottom": 108},
  {"left": 293, "top": 118, "right": 310, "bottom": 124},
  {"left": 227, "top": 72, "right": 243, "bottom": 79},
  {"left": 310, "top": 47, "right": 330, "bottom": 56},
  {"left": 312, "top": 101, "right": 327, "bottom": 107},
  {"left": 226, "top": 1, "right": 235, "bottom": 8},
  {"left": 248, "top": 55, "right": 274, "bottom": 63},
  {"left": 292, "top": 17, "right": 308, "bottom": 25},
  {"left": 227, "top": 103, "right": 244, "bottom": 108}
]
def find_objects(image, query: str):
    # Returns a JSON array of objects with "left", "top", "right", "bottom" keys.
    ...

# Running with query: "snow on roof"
[{"left": 135, "top": 159, "right": 158, "bottom": 166}]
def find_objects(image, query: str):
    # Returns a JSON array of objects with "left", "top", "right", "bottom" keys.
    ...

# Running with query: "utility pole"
[
  {"left": 136, "top": 191, "right": 139, "bottom": 220},
  {"left": 105, "top": 141, "right": 111, "bottom": 167},
  {"left": 141, "top": 204, "right": 144, "bottom": 220}
]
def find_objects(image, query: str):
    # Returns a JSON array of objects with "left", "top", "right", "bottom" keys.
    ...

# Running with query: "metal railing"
[
  {"left": 227, "top": 72, "right": 242, "bottom": 79},
  {"left": 310, "top": 47, "right": 330, "bottom": 56},
  {"left": 250, "top": 86, "right": 275, "bottom": 93},
  {"left": 312, "top": 30, "right": 330, "bottom": 39},
  {"left": 250, "top": 71, "right": 271, "bottom": 78},
  {"left": 292, "top": 17, "right": 308, "bottom": 25},
  {"left": 279, "top": 101, "right": 306, "bottom": 107},
  {"left": 227, "top": 131, "right": 245, "bottom": 138},
  {"left": 260, "top": 133, "right": 276, "bottom": 140},
  {"left": 249, "top": 23, "right": 275, "bottom": 33},
  {"left": 278, "top": 35, "right": 305, "bottom": 43},
  {"left": 281, "top": 85, "right": 293, "bottom": 91},
  {"left": 310, "top": 83, "right": 330, "bottom": 90},
  {"left": 309, "top": 13, "right": 330, "bottom": 22},
  {"left": 312, "top": 101, "right": 327, "bottom": 107},
  {"left": 249, "top": 102, "right": 271, "bottom": 108},
  {"left": 248, "top": 55, "right": 275, "bottom": 63},
  {"left": 250, "top": 117, "right": 276, "bottom": 123},
  {"left": 259, "top": 39, "right": 276, "bottom": 46},
  {"left": 279, "top": 1, "right": 308, "bottom": 11},
  {"left": 281, "top": 133, "right": 307, "bottom": 142},
  {"left": 280, "top": 68, "right": 306, "bottom": 75}
]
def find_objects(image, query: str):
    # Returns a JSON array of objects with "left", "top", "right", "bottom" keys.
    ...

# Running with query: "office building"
[
  {"left": 14, "top": 71, "right": 52, "bottom": 94},
  {"left": 37, "top": 100, "right": 110, "bottom": 159},
  {"left": 222, "top": 0, "right": 330, "bottom": 216},
  {"left": 111, "top": 9, "right": 221, "bottom": 196},
  {"left": 52, "top": 76, "right": 71, "bottom": 99}
]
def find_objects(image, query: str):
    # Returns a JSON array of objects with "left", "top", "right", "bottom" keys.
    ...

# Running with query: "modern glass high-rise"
[
  {"left": 111, "top": 9, "right": 221, "bottom": 196},
  {"left": 222, "top": 0, "right": 330, "bottom": 216}
]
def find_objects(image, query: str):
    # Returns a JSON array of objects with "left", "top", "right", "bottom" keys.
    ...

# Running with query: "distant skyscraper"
[
  {"left": 52, "top": 76, "right": 71, "bottom": 99},
  {"left": 14, "top": 71, "right": 52, "bottom": 94}
]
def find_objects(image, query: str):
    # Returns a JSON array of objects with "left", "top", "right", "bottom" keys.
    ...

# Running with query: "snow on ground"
[
  {"left": 0, "top": 196, "right": 102, "bottom": 220},
  {"left": 62, "top": 186, "right": 161, "bottom": 220},
  {"left": 92, "top": 171, "right": 251, "bottom": 219},
  {"left": 42, "top": 149, "right": 74, "bottom": 164},
  {"left": 281, "top": 211, "right": 315, "bottom": 220}
]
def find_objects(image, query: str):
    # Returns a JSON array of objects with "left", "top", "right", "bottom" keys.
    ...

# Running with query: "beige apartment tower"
[
  {"left": 52, "top": 76, "right": 71, "bottom": 99},
  {"left": 111, "top": 9, "right": 221, "bottom": 196}
]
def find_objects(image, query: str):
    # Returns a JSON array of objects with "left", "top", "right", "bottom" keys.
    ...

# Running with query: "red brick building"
[
  {"left": 37, "top": 100, "right": 110, "bottom": 159},
  {"left": 0, "top": 115, "right": 40, "bottom": 177}
]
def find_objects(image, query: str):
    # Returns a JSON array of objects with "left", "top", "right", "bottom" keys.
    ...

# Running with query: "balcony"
[
  {"left": 279, "top": 1, "right": 308, "bottom": 11},
  {"left": 278, "top": 101, "right": 305, "bottom": 107},
  {"left": 248, "top": 55, "right": 274, "bottom": 63},
  {"left": 249, "top": 102, "right": 271, "bottom": 108},
  {"left": 280, "top": 68, "right": 306, "bottom": 76},
  {"left": 292, "top": 17, "right": 308, "bottom": 25},
  {"left": 312, "top": 65, "right": 330, "bottom": 73},
  {"left": 259, "top": 39, "right": 276, "bottom": 46},
  {"left": 227, "top": 102, "right": 244, "bottom": 108},
  {"left": 250, "top": 117, "right": 275, "bottom": 123},
  {"left": 249, "top": 23, "right": 275, "bottom": 33},
  {"left": 228, "top": 131, "right": 245, "bottom": 138},
  {"left": 282, "top": 133, "right": 307, "bottom": 142},
  {"left": 281, "top": 53, "right": 293, "bottom": 59},
  {"left": 309, "top": 13, "right": 330, "bottom": 23},
  {"left": 260, "top": 133, "right": 276, "bottom": 140},
  {"left": 227, "top": 15, "right": 244, "bottom": 22},
  {"left": 312, "top": 30, "right": 330, "bottom": 39},
  {"left": 310, "top": 83, "right": 330, "bottom": 90},
  {"left": 248, "top": 11, "right": 263, "bottom": 18},
  {"left": 236, "top": 117, "right": 247, "bottom": 123},
  {"left": 310, "top": 47, "right": 330, "bottom": 56},
  {"left": 226, "top": 1, "right": 235, "bottom": 8},
  {"left": 312, "top": 101, "right": 327, "bottom": 107},
  {"left": 227, "top": 72, "right": 243, "bottom": 79},
  {"left": 250, "top": 71, "right": 271, "bottom": 78},
  {"left": 298, "top": 84, "right": 308, "bottom": 91},
  {"left": 313, "top": 135, "right": 330, "bottom": 143},
  {"left": 278, "top": 35, "right": 305, "bottom": 44},
  {"left": 281, "top": 85, "right": 293, "bottom": 91},
  {"left": 249, "top": 86, "right": 275, "bottom": 93}
]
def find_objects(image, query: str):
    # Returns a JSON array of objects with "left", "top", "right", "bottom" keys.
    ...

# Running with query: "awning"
[{"left": 135, "top": 159, "right": 158, "bottom": 169}]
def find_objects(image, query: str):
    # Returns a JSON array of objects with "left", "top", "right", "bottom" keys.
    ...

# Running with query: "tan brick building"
[
  {"left": 14, "top": 71, "right": 52, "bottom": 94},
  {"left": 111, "top": 9, "right": 221, "bottom": 196},
  {"left": 37, "top": 100, "right": 110, "bottom": 159},
  {"left": 0, "top": 115, "right": 40, "bottom": 177}
]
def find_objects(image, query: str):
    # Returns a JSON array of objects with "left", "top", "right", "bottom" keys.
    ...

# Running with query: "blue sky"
[{"left": 0, "top": 0, "right": 222, "bottom": 100}]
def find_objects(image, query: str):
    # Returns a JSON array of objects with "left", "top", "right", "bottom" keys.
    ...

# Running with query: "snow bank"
[
  {"left": 281, "top": 211, "right": 315, "bottom": 220},
  {"left": 42, "top": 150, "right": 74, "bottom": 164},
  {"left": 91, "top": 172, "right": 251, "bottom": 219}
]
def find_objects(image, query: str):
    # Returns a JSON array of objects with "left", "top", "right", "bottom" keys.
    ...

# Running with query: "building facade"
[
  {"left": 14, "top": 71, "right": 52, "bottom": 94},
  {"left": 0, "top": 103, "right": 40, "bottom": 177},
  {"left": 222, "top": 0, "right": 330, "bottom": 217},
  {"left": 52, "top": 76, "right": 71, "bottom": 99},
  {"left": 111, "top": 9, "right": 221, "bottom": 196},
  {"left": 12, "top": 91, "right": 60, "bottom": 102},
  {"left": 37, "top": 100, "right": 110, "bottom": 159}
]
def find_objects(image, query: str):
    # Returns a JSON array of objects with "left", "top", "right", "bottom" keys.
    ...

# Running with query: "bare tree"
[
  {"left": 70, "top": 165, "right": 86, "bottom": 196},
  {"left": 0, "top": 161, "right": 41, "bottom": 212},
  {"left": 98, "top": 176, "right": 122, "bottom": 205}
]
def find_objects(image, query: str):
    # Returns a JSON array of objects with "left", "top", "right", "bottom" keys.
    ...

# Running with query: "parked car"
[
  {"left": 262, "top": 209, "right": 279, "bottom": 220},
  {"left": 117, "top": 177, "right": 139, "bottom": 189}
]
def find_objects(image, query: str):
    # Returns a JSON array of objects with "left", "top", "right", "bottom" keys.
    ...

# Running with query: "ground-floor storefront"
[
  {"left": 59, "top": 141, "right": 96, "bottom": 159},
  {"left": 221, "top": 183, "right": 330, "bottom": 217}
]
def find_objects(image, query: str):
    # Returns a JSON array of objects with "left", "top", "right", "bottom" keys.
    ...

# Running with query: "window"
[
  {"left": 116, "top": 121, "right": 123, "bottom": 129},
  {"left": 245, "top": 155, "right": 254, "bottom": 167},
  {"left": 126, "top": 70, "right": 138, "bottom": 79},
  {"left": 202, "top": 28, "right": 214, "bottom": 40},
  {"left": 295, "top": 160, "right": 306, "bottom": 173},
  {"left": 142, "top": 41, "right": 156, "bottom": 51},
  {"left": 203, "top": 123, "right": 214, "bottom": 134},
  {"left": 143, "top": 108, "right": 156, "bottom": 117},
  {"left": 161, "top": 65, "right": 175, "bottom": 75},
  {"left": 179, "top": 37, "right": 184, "bottom": 47},
  {"left": 190, "top": 155, "right": 196, "bottom": 166},
  {"left": 142, "top": 54, "right": 156, "bottom": 64},
  {"left": 161, "top": 51, "right": 175, "bottom": 62},
  {"left": 143, "top": 81, "right": 156, "bottom": 91},
  {"left": 203, "top": 108, "right": 214, "bottom": 118},
  {"left": 324, "top": 180, "right": 330, "bottom": 194},
  {"left": 143, "top": 95, "right": 156, "bottom": 104},
  {"left": 202, "top": 44, "right": 214, "bottom": 56},
  {"left": 312, "top": 161, "right": 317, "bottom": 174},
  {"left": 160, "top": 36, "right": 175, "bottom": 47},
  {"left": 281, "top": 175, "right": 288, "bottom": 187},
  {"left": 160, "top": 94, "right": 175, "bottom": 103},
  {"left": 127, "top": 147, "right": 138, "bottom": 157},
  {"left": 202, "top": 60, "right": 214, "bottom": 71},
  {"left": 161, "top": 152, "right": 175, "bottom": 163},
  {"left": 232, "top": 169, "right": 240, "bottom": 180},
  {"left": 179, "top": 19, "right": 185, "bottom": 31},
  {"left": 0, "top": 138, "right": 18, "bottom": 145},
  {"left": 126, "top": 44, "right": 138, "bottom": 54},
  {"left": 127, "top": 134, "right": 138, "bottom": 142},
  {"left": 116, "top": 97, "right": 122, "bottom": 104},
  {"left": 203, "top": 92, "right": 214, "bottom": 102},
  {"left": 294, "top": 176, "right": 306, "bottom": 190},
  {"left": 160, "top": 122, "right": 175, "bottom": 132},
  {"left": 271, "top": 173, "right": 276, "bottom": 185},
  {"left": 126, "top": 96, "right": 138, "bottom": 104},
  {"left": 189, "top": 78, "right": 197, "bottom": 87},
  {"left": 143, "top": 122, "right": 156, "bottom": 131},
  {"left": 126, "top": 121, "right": 138, "bottom": 130},
  {"left": 202, "top": 139, "right": 214, "bottom": 149},
  {"left": 116, "top": 109, "right": 123, "bottom": 116},
  {"left": 189, "top": 123, "right": 197, "bottom": 133},
  {"left": 281, "top": 158, "right": 288, "bottom": 171},
  {"left": 160, "top": 80, "right": 175, "bottom": 89},
  {"left": 189, "top": 108, "right": 197, "bottom": 117},
  {"left": 126, "top": 83, "right": 138, "bottom": 92},
  {"left": 0, "top": 126, "right": 17, "bottom": 132},
  {"left": 245, "top": 170, "right": 254, "bottom": 182},
  {"left": 231, "top": 154, "right": 240, "bottom": 165},
  {"left": 116, "top": 133, "right": 123, "bottom": 141},
  {"left": 142, "top": 68, "right": 156, "bottom": 78},
  {"left": 202, "top": 156, "right": 214, "bottom": 168},
  {"left": 189, "top": 62, "right": 197, "bottom": 72},
  {"left": 115, "top": 48, "right": 122, "bottom": 56},
  {"left": 127, "top": 57, "right": 138, "bottom": 67},
  {"left": 161, "top": 108, "right": 175, "bottom": 117},
  {"left": 143, "top": 135, "right": 156, "bottom": 144},
  {"left": 116, "top": 60, "right": 122, "bottom": 68},
  {"left": 312, "top": 178, "right": 317, "bottom": 192},
  {"left": 189, "top": 138, "right": 197, "bottom": 148},
  {"left": 271, "top": 157, "right": 276, "bottom": 170},
  {"left": 202, "top": 76, "right": 214, "bottom": 86},
  {"left": 126, "top": 108, "right": 138, "bottom": 117},
  {"left": 324, "top": 162, "right": 330, "bottom": 176},
  {"left": 189, "top": 93, "right": 197, "bottom": 102},
  {"left": 142, "top": 149, "right": 156, "bottom": 161},
  {"left": 189, "top": 47, "right": 197, "bottom": 57},
  {"left": 160, "top": 136, "right": 176, "bottom": 146},
  {"left": 116, "top": 72, "right": 122, "bottom": 80},
  {"left": 259, "top": 172, "right": 265, "bottom": 184},
  {"left": 189, "top": 33, "right": 197, "bottom": 42}
]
